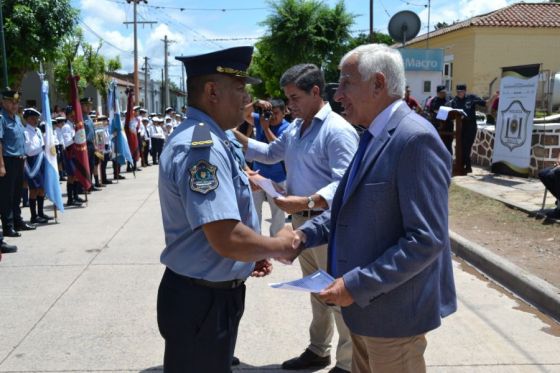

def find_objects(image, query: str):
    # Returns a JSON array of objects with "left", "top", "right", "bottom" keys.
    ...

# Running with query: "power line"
[
  {"left": 397, "top": 0, "right": 428, "bottom": 8},
  {"left": 78, "top": 18, "right": 133, "bottom": 54},
  {"left": 378, "top": 0, "right": 392, "bottom": 18},
  {"left": 107, "top": 0, "right": 268, "bottom": 12},
  {"left": 149, "top": 7, "right": 223, "bottom": 49}
]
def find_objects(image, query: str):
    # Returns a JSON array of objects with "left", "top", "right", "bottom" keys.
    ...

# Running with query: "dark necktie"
[
  {"left": 329, "top": 130, "right": 373, "bottom": 276},
  {"left": 343, "top": 130, "right": 373, "bottom": 202}
]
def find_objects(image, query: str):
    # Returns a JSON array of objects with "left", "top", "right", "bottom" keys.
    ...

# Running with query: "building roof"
[{"left": 407, "top": 2, "right": 560, "bottom": 45}]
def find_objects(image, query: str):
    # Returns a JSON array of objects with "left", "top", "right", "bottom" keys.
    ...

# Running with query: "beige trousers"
[
  {"left": 351, "top": 333, "right": 427, "bottom": 373},
  {"left": 292, "top": 214, "right": 353, "bottom": 371}
]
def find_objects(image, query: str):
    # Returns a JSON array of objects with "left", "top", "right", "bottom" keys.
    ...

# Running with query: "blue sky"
[{"left": 71, "top": 0, "right": 541, "bottom": 85}]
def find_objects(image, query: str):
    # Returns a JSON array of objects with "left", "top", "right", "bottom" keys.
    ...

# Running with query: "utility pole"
[
  {"left": 426, "top": 0, "right": 432, "bottom": 48},
  {"left": 369, "top": 0, "right": 374, "bottom": 43},
  {"left": 142, "top": 56, "right": 150, "bottom": 110},
  {"left": 160, "top": 69, "right": 164, "bottom": 114},
  {"left": 124, "top": 0, "right": 156, "bottom": 105},
  {"left": 162, "top": 35, "right": 176, "bottom": 108}
]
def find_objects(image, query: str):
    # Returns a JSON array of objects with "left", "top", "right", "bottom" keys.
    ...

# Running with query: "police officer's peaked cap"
[
  {"left": 436, "top": 85, "right": 447, "bottom": 93},
  {"left": 80, "top": 97, "right": 93, "bottom": 104},
  {"left": 139, "top": 108, "right": 147, "bottom": 114},
  {"left": 23, "top": 108, "right": 41, "bottom": 118},
  {"left": 65, "top": 105, "right": 74, "bottom": 114},
  {"left": 176, "top": 46, "right": 261, "bottom": 84},
  {"left": 1, "top": 88, "right": 21, "bottom": 100},
  {"left": 97, "top": 115, "right": 108, "bottom": 120},
  {"left": 165, "top": 106, "right": 174, "bottom": 113},
  {"left": 456, "top": 84, "right": 467, "bottom": 91},
  {"left": 141, "top": 117, "right": 149, "bottom": 122},
  {"left": 55, "top": 116, "right": 66, "bottom": 122},
  {"left": 133, "top": 105, "right": 141, "bottom": 111}
]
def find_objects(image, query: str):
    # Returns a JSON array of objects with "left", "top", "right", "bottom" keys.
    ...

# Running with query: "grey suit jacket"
[{"left": 300, "top": 102, "right": 457, "bottom": 338}]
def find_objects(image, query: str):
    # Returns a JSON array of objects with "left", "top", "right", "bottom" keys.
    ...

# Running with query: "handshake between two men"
[{"left": 253, "top": 225, "right": 355, "bottom": 308}]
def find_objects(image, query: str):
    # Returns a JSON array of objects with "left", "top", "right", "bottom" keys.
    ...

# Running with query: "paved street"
[{"left": 1, "top": 165, "right": 560, "bottom": 372}]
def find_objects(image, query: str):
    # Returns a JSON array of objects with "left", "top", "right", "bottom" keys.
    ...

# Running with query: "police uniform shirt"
[
  {"left": 449, "top": 94, "right": 486, "bottom": 122},
  {"left": 158, "top": 106, "right": 259, "bottom": 281},
  {"left": 84, "top": 115, "right": 95, "bottom": 144},
  {"left": 0, "top": 108, "right": 25, "bottom": 157},
  {"left": 61, "top": 121, "right": 75, "bottom": 148},
  {"left": 23, "top": 124, "right": 44, "bottom": 156}
]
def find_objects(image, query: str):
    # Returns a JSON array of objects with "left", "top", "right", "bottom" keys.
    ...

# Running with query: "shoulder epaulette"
[{"left": 191, "top": 122, "right": 214, "bottom": 148}]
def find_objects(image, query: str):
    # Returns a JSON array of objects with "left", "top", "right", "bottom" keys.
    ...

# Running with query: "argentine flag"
[
  {"left": 108, "top": 80, "right": 133, "bottom": 165},
  {"left": 41, "top": 80, "right": 64, "bottom": 212}
]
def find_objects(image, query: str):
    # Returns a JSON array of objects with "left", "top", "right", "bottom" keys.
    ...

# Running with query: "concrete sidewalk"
[
  {"left": 453, "top": 166, "right": 557, "bottom": 214},
  {"left": 1, "top": 166, "right": 559, "bottom": 372}
]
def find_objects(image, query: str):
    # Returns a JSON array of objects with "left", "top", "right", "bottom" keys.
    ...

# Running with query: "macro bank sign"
[{"left": 399, "top": 48, "right": 444, "bottom": 72}]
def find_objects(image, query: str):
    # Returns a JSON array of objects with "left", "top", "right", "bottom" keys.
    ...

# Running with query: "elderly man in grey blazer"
[{"left": 285, "top": 43, "right": 457, "bottom": 372}]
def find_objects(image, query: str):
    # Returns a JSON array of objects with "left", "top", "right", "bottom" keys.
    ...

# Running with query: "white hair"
[{"left": 340, "top": 43, "right": 406, "bottom": 99}]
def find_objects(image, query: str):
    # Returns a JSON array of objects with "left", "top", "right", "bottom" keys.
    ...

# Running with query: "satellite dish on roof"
[{"left": 388, "top": 10, "right": 421, "bottom": 46}]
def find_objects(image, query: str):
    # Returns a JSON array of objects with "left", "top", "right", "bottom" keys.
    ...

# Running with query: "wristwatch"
[{"left": 307, "top": 196, "right": 315, "bottom": 209}]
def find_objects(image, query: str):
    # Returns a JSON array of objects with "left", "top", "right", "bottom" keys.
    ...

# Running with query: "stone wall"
[{"left": 471, "top": 123, "right": 560, "bottom": 177}]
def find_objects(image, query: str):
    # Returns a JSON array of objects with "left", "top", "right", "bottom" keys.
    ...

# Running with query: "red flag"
[
  {"left": 124, "top": 88, "right": 140, "bottom": 161},
  {"left": 68, "top": 75, "right": 92, "bottom": 190}
]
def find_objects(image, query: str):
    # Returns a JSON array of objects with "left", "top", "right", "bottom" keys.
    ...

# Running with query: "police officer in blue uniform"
[
  {"left": 448, "top": 84, "right": 487, "bottom": 173},
  {"left": 157, "top": 46, "right": 297, "bottom": 372},
  {"left": 81, "top": 97, "right": 100, "bottom": 191},
  {"left": 0, "top": 89, "right": 36, "bottom": 239}
]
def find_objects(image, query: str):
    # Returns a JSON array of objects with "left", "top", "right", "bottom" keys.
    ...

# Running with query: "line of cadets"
[{"left": 0, "top": 92, "right": 184, "bottom": 256}]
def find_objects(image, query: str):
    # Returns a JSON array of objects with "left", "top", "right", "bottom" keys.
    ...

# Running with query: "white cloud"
[{"left": 80, "top": 0, "right": 126, "bottom": 26}]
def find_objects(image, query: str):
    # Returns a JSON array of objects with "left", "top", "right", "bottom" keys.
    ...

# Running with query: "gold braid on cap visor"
[{"left": 216, "top": 66, "right": 249, "bottom": 78}]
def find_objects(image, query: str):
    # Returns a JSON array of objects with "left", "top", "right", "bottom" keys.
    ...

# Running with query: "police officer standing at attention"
[
  {"left": 81, "top": 97, "right": 100, "bottom": 191},
  {"left": 448, "top": 84, "right": 487, "bottom": 173},
  {"left": 0, "top": 89, "right": 36, "bottom": 239},
  {"left": 157, "top": 46, "right": 298, "bottom": 373}
]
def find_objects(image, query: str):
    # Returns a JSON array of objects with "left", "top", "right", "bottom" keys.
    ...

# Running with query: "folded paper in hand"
[
  {"left": 254, "top": 177, "right": 284, "bottom": 198},
  {"left": 436, "top": 106, "right": 467, "bottom": 121},
  {"left": 269, "top": 269, "right": 335, "bottom": 293}
]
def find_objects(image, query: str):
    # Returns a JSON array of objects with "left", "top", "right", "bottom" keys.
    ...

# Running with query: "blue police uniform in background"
[
  {"left": 448, "top": 84, "right": 486, "bottom": 172},
  {"left": 81, "top": 97, "right": 97, "bottom": 189},
  {"left": 157, "top": 46, "right": 263, "bottom": 373},
  {"left": 0, "top": 89, "right": 35, "bottom": 237}
]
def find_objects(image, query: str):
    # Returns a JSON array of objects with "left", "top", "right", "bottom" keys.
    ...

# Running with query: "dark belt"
[
  {"left": 294, "top": 210, "right": 324, "bottom": 218},
  {"left": 167, "top": 268, "right": 244, "bottom": 289}
]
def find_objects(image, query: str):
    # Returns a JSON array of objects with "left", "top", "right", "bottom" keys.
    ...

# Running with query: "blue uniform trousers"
[
  {"left": 0, "top": 157, "right": 25, "bottom": 230},
  {"left": 157, "top": 268, "right": 245, "bottom": 373}
]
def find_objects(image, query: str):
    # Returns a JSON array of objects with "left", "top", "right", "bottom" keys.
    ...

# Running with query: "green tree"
[
  {"left": 53, "top": 28, "right": 122, "bottom": 102},
  {"left": 346, "top": 32, "right": 394, "bottom": 51},
  {"left": 1, "top": 0, "right": 77, "bottom": 89},
  {"left": 434, "top": 22, "right": 450, "bottom": 30},
  {"left": 249, "top": 0, "right": 354, "bottom": 98}
]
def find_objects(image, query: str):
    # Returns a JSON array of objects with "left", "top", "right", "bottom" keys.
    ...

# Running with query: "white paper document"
[
  {"left": 436, "top": 106, "right": 467, "bottom": 121},
  {"left": 269, "top": 270, "right": 335, "bottom": 293},
  {"left": 254, "top": 177, "right": 284, "bottom": 198}
]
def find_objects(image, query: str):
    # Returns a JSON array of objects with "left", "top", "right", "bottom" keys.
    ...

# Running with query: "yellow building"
[{"left": 406, "top": 2, "right": 560, "bottom": 98}]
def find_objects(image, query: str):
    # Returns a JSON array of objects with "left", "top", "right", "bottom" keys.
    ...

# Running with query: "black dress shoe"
[
  {"left": 3, "top": 228, "right": 21, "bottom": 237},
  {"left": 102, "top": 179, "right": 113, "bottom": 184},
  {"left": 281, "top": 349, "right": 330, "bottom": 370},
  {"left": 15, "top": 222, "right": 36, "bottom": 231},
  {"left": 0, "top": 241, "right": 17, "bottom": 253},
  {"left": 38, "top": 214, "right": 53, "bottom": 220},
  {"left": 546, "top": 208, "right": 560, "bottom": 220},
  {"left": 66, "top": 200, "right": 83, "bottom": 207},
  {"left": 30, "top": 216, "right": 48, "bottom": 224},
  {"left": 231, "top": 356, "right": 240, "bottom": 366},
  {"left": 74, "top": 195, "right": 86, "bottom": 203},
  {"left": 116, "top": 175, "right": 126, "bottom": 180}
]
